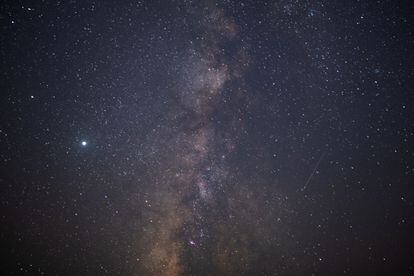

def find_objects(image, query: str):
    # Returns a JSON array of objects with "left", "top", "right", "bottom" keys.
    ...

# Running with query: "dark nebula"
[{"left": 1, "top": 0, "right": 413, "bottom": 275}]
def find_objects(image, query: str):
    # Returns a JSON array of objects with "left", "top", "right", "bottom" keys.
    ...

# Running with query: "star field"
[{"left": 1, "top": 0, "right": 413, "bottom": 275}]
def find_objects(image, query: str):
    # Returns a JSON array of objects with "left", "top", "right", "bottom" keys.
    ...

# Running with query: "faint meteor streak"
[{"left": 301, "top": 150, "right": 327, "bottom": 191}]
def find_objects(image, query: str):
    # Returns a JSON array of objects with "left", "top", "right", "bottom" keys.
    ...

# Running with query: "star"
[{"left": 80, "top": 141, "right": 87, "bottom": 147}]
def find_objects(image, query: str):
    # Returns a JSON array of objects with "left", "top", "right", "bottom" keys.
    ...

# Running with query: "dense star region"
[
  {"left": 1, "top": 0, "right": 413, "bottom": 275},
  {"left": 138, "top": 6, "right": 253, "bottom": 274}
]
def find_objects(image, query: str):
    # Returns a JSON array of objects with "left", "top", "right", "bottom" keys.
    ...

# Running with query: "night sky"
[{"left": 1, "top": 0, "right": 413, "bottom": 275}]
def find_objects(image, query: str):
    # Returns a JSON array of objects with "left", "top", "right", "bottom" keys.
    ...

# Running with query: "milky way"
[{"left": 139, "top": 5, "right": 261, "bottom": 274}]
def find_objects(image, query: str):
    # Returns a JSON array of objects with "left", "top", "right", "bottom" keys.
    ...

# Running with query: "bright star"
[{"left": 81, "top": 141, "right": 87, "bottom": 146}]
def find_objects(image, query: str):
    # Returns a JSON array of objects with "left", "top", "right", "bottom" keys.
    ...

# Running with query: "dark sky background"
[{"left": 1, "top": 0, "right": 413, "bottom": 275}]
